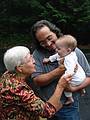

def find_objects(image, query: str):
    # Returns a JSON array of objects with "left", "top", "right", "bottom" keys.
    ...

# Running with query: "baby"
[{"left": 43, "top": 35, "right": 86, "bottom": 105}]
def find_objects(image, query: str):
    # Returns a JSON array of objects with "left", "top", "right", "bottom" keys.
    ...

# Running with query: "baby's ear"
[{"left": 68, "top": 48, "right": 72, "bottom": 53}]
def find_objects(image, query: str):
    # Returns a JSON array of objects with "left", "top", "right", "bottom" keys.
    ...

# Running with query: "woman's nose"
[
  {"left": 31, "top": 55, "right": 35, "bottom": 63},
  {"left": 32, "top": 58, "right": 35, "bottom": 63}
]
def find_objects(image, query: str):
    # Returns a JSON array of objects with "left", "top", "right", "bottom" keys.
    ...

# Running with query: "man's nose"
[{"left": 47, "top": 41, "right": 52, "bottom": 46}]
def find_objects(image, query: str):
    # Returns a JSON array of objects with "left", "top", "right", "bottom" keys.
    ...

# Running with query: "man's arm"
[
  {"left": 68, "top": 77, "right": 90, "bottom": 92},
  {"left": 32, "top": 50, "right": 65, "bottom": 86},
  {"left": 33, "top": 65, "right": 65, "bottom": 86}
]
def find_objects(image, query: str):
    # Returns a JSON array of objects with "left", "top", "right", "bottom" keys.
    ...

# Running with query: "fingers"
[
  {"left": 58, "top": 74, "right": 72, "bottom": 89},
  {"left": 74, "top": 64, "right": 78, "bottom": 73},
  {"left": 61, "top": 74, "right": 72, "bottom": 82}
]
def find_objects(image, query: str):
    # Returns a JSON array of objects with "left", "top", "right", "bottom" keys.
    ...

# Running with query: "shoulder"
[
  {"left": 33, "top": 49, "right": 39, "bottom": 55},
  {"left": 75, "top": 48, "right": 90, "bottom": 75},
  {"left": 33, "top": 49, "right": 42, "bottom": 59},
  {"left": 33, "top": 49, "right": 46, "bottom": 56},
  {"left": 0, "top": 71, "right": 12, "bottom": 89},
  {"left": 75, "top": 47, "right": 87, "bottom": 60},
  {"left": 75, "top": 47, "right": 84, "bottom": 55}
]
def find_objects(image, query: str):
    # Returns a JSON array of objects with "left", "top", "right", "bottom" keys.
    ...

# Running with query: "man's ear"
[{"left": 16, "top": 66, "right": 23, "bottom": 73}]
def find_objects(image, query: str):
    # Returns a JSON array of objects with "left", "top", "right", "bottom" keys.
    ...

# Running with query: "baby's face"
[{"left": 55, "top": 40, "right": 70, "bottom": 57}]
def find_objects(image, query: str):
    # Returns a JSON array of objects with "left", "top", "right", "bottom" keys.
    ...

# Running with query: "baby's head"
[{"left": 55, "top": 35, "right": 77, "bottom": 57}]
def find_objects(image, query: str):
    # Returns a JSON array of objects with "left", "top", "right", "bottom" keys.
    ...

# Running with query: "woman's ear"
[{"left": 16, "top": 66, "right": 23, "bottom": 73}]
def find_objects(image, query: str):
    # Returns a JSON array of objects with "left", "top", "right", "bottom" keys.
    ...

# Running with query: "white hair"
[{"left": 4, "top": 46, "right": 30, "bottom": 71}]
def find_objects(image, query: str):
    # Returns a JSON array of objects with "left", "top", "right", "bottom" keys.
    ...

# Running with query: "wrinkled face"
[
  {"left": 36, "top": 26, "right": 58, "bottom": 51},
  {"left": 20, "top": 53, "right": 36, "bottom": 76},
  {"left": 55, "top": 40, "right": 70, "bottom": 58}
]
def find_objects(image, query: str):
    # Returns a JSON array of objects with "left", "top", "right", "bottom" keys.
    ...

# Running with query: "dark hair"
[{"left": 31, "top": 20, "right": 63, "bottom": 49}]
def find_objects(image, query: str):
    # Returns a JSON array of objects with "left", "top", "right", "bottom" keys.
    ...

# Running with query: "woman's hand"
[{"left": 58, "top": 74, "right": 72, "bottom": 89}]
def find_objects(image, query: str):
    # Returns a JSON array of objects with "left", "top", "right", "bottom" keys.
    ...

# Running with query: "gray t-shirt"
[
  {"left": 75, "top": 48, "right": 90, "bottom": 76},
  {"left": 31, "top": 47, "right": 90, "bottom": 101}
]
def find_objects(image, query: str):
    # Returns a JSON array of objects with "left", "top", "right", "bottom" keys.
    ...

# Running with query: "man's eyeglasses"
[{"left": 39, "top": 36, "right": 53, "bottom": 47}]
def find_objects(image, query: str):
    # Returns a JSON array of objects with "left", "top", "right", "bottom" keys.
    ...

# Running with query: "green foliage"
[
  {"left": 39, "top": 0, "right": 90, "bottom": 30},
  {"left": 0, "top": 0, "right": 90, "bottom": 47},
  {"left": 0, "top": 34, "right": 32, "bottom": 49}
]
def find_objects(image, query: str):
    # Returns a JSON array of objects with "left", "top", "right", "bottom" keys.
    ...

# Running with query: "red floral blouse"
[{"left": 0, "top": 71, "right": 56, "bottom": 120}]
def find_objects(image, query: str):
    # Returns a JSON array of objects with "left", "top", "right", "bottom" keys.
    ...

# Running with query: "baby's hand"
[
  {"left": 60, "top": 58, "right": 64, "bottom": 64},
  {"left": 43, "top": 58, "right": 50, "bottom": 63}
]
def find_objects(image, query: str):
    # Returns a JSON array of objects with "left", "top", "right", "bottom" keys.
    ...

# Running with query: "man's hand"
[{"left": 65, "top": 84, "right": 79, "bottom": 92}]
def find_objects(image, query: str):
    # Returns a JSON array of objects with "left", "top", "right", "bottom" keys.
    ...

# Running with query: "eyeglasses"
[{"left": 39, "top": 35, "right": 53, "bottom": 47}]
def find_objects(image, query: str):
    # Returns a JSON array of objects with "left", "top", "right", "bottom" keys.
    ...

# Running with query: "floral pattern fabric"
[{"left": 0, "top": 71, "right": 56, "bottom": 120}]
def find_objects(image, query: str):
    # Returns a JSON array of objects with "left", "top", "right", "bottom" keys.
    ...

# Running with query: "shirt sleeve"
[
  {"left": 75, "top": 48, "right": 90, "bottom": 76},
  {"left": 64, "top": 56, "right": 76, "bottom": 75},
  {"left": 15, "top": 85, "right": 56, "bottom": 118},
  {"left": 49, "top": 53, "right": 60, "bottom": 62}
]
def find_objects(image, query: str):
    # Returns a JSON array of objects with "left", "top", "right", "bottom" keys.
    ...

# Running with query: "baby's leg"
[
  {"left": 80, "top": 88, "right": 86, "bottom": 96},
  {"left": 64, "top": 92, "right": 74, "bottom": 105}
]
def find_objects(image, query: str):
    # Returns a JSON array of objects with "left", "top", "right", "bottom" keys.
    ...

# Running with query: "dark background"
[
  {"left": 0, "top": 0, "right": 90, "bottom": 119},
  {"left": 0, "top": 0, "right": 90, "bottom": 49}
]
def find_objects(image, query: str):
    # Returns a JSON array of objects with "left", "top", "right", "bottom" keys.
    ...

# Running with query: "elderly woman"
[{"left": 0, "top": 46, "right": 71, "bottom": 120}]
